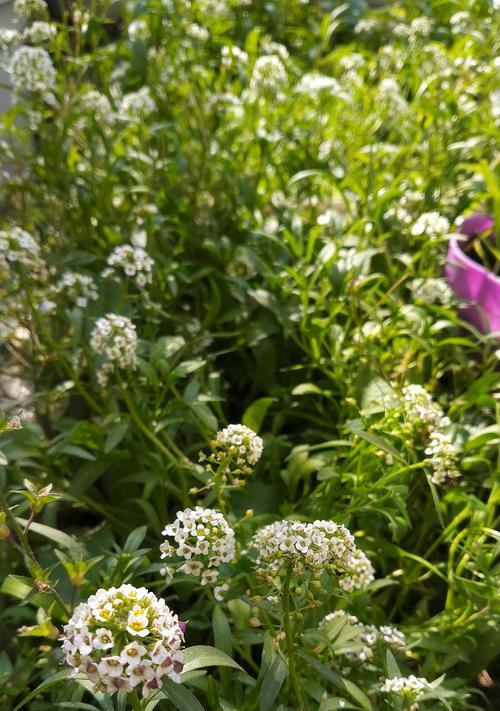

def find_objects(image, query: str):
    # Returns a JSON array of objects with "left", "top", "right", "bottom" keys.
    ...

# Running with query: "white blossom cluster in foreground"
[
  {"left": 253, "top": 519, "right": 374, "bottom": 591},
  {"left": 9, "top": 45, "right": 56, "bottom": 95},
  {"left": 89, "top": 314, "right": 138, "bottom": 386},
  {"left": 160, "top": 506, "right": 236, "bottom": 585},
  {"left": 61, "top": 584, "right": 185, "bottom": 698}
]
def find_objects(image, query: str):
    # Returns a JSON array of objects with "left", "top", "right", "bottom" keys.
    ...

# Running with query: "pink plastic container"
[{"left": 444, "top": 214, "right": 500, "bottom": 336}]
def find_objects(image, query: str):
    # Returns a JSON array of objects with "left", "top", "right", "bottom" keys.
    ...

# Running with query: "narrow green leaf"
[
  {"left": 16, "top": 519, "right": 82, "bottom": 555},
  {"left": 12, "top": 670, "right": 70, "bottom": 711},
  {"left": 242, "top": 397, "right": 275, "bottom": 432},
  {"left": 104, "top": 421, "right": 129, "bottom": 453},
  {"left": 182, "top": 646, "right": 244, "bottom": 675},
  {"left": 385, "top": 649, "right": 400, "bottom": 678},
  {"left": 212, "top": 606, "right": 232, "bottom": 656},
  {"left": 259, "top": 655, "right": 288, "bottom": 711},
  {"left": 298, "top": 652, "right": 372, "bottom": 711},
  {"left": 162, "top": 678, "right": 205, "bottom": 711},
  {"left": 123, "top": 525, "right": 148, "bottom": 554}
]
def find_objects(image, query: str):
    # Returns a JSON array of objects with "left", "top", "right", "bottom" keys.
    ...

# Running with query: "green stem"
[
  {"left": 282, "top": 563, "right": 306, "bottom": 711},
  {"left": 0, "top": 488, "right": 70, "bottom": 618}
]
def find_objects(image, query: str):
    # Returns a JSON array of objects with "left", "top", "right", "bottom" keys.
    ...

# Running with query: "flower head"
[
  {"left": 381, "top": 675, "right": 429, "bottom": 701},
  {"left": 252, "top": 519, "right": 374, "bottom": 591},
  {"left": 89, "top": 314, "right": 138, "bottom": 386},
  {"left": 103, "top": 244, "right": 154, "bottom": 287},
  {"left": 54, "top": 271, "right": 98, "bottom": 308},
  {"left": 410, "top": 211, "right": 450, "bottom": 240},
  {"left": 161, "top": 507, "right": 236, "bottom": 585},
  {"left": 424, "top": 430, "right": 460, "bottom": 485},
  {"left": 202, "top": 424, "right": 263, "bottom": 486},
  {"left": 9, "top": 45, "right": 56, "bottom": 95},
  {"left": 61, "top": 584, "right": 184, "bottom": 697},
  {"left": 401, "top": 384, "right": 449, "bottom": 430},
  {"left": 119, "top": 87, "right": 156, "bottom": 120}
]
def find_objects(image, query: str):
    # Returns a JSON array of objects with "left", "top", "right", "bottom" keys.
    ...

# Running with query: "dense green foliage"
[{"left": 0, "top": 0, "right": 499, "bottom": 709}]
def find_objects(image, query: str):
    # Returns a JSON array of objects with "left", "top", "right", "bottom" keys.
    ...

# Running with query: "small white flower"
[
  {"left": 93, "top": 628, "right": 114, "bottom": 650},
  {"left": 98, "top": 656, "right": 124, "bottom": 678},
  {"left": 121, "top": 641, "right": 147, "bottom": 666}
]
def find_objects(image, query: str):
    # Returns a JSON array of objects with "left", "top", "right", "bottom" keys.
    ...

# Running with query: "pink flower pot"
[{"left": 444, "top": 215, "right": 500, "bottom": 336}]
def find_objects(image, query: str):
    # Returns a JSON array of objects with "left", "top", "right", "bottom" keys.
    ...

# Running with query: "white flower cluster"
[
  {"left": 128, "top": 18, "right": 149, "bottom": 42},
  {"left": 409, "top": 277, "right": 453, "bottom": 305},
  {"left": 61, "top": 584, "right": 185, "bottom": 698},
  {"left": 0, "top": 226, "right": 41, "bottom": 274},
  {"left": 401, "top": 384, "right": 450, "bottom": 430},
  {"left": 295, "top": 73, "right": 344, "bottom": 96},
  {"left": 252, "top": 520, "right": 374, "bottom": 591},
  {"left": 201, "top": 424, "right": 263, "bottom": 485},
  {"left": 0, "top": 29, "right": 21, "bottom": 51},
  {"left": 410, "top": 211, "right": 450, "bottom": 240},
  {"left": 23, "top": 21, "right": 57, "bottom": 44},
  {"left": 78, "top": 90, "right": 115, "bottom": 127},
  {"left": 119, "top": 87, "right": 156, "bottom": 120},
  {"left": 424, "top": 431, "right": 460, "bottom": 485},
  {"left": 89, "top": 314, "right": 138, "bottom": 386},
  {"left": 103, "top": 244, "right": 154, "bottom": 287},
  {"left": 54, "top": 272, "right": 98, "bottom": 308},
  {"left": 381, "top": 675, "right": 429, "bottom": 698},
  {"left": 13, "top": 0, "right": 47, "bottom": 20},
  {"left": 320, "top": 611, "right": 405, "bottom": 662},
  {"left": 221, "top": 45, "right": 248, "bottom": 70},
  {"left": 9, "top": 45, "right": 56, "bottom": 95},
  {"left": 249, "top": 55, "right": 287, "bottom": 94},
  {"left": 160, "top": 507, "right": 236, "bottom": 586},
  {"left": 401, "top": 385, "right": 460, "bottom": 485}
]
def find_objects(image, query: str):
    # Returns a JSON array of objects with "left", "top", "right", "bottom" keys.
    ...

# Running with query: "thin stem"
[
  {"left": 282, "top": 563, "right": 306, "bottom": 711},
  {"left": 0, "top": 488, "right": 70, "bottom": 618}
]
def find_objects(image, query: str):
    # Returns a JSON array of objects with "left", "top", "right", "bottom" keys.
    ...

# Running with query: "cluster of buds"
[
  {"left": 199, "top": 424, "right": 263, "bottom": 487},
  {"left": 319, "top": 610, "right": 405, "bottom": 663},
  {"left": 160, "top": 507, "right": 235, "bottom": 589},
  {"left": 60, "top": 585, "right": 185, "bottom": 698},
  {"left": 252, "top": 520, "right": 374, "bottom": 594}
]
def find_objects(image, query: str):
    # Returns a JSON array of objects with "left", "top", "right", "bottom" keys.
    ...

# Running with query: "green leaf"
[
  {"left": 0, "top": 449, "right": 8, "bottom": 465},
  {"left": 123, "top": 525, "right": 148, "bottom": 553},
  {"left": 242, "top": 397, "right": 275, "bottom": 432},
  {"left": 16, "top": 519, "right": 82, "bottom": 555},
  {"left": 385, "top": 649, "right": 400, "bottom": 678},
  {"left": 298, "top": 652, "right": 372, "bottom": 711},
  {"left": 212, "top": 606, "right": 232, "bottom": 656},
  {"left": 12, "top": 670, "right": 70, "bottom": 711},
  {"left": 162, "top": 678, "right": 205, "bottom": 711},
  {"left": 259, "top": 655, "right": 288, "bottom": 711},
  {"left": 182, "top": 646, "right": 244, "bottom": 675},
  {"left": 104, "top": 420, "right": 129, "bottom": 453}
]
